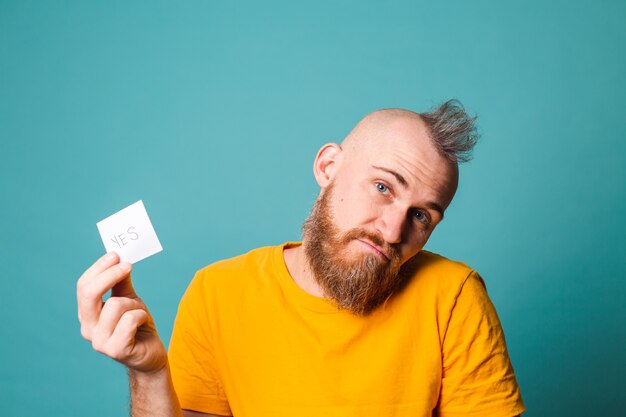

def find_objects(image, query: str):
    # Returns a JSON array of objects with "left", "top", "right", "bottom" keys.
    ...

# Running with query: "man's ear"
[{"left": 313, "top": 143, "right": 342, "bottom": 187}]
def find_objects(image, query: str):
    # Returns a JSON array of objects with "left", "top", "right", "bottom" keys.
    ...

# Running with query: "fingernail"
[
  {"left": 105, "top": 252, "right": 117, "bottom": 261},
  {"left": 119, "top": 262, "right": 132, "bottom": 271}
]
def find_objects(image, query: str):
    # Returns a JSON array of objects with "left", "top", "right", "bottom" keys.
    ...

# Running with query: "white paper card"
[{"left": 96, "top": 200, "right": 163, "bottom": 264}]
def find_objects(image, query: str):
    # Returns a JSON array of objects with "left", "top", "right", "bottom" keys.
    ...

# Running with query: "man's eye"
[
  {"left": 414, "top": 210, "right": 429, "bottom": 223},
  {"left": 375, "top": 182, "right": 389, "bottom": 193}
]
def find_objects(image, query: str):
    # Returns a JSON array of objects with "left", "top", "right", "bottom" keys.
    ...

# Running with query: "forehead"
[
  {"left": 339, "top": 114, "right": 458, "bottom": 205},
  {"left": 343, "top": 111, "right": 434, "bottom": 157}
]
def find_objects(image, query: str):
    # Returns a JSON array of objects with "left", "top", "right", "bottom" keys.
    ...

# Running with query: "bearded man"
[{"left": 77, "top": 100, "right": 525, "bottom": 417}]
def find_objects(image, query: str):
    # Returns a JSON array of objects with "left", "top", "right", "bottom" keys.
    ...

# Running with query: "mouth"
[{"left": 356, "top": 239, "right": 390, "bottom": 261}]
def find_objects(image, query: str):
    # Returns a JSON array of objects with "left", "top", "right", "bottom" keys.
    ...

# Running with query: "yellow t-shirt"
[{"left": 169, "top": 243, "right": 525, "bottom": 417}]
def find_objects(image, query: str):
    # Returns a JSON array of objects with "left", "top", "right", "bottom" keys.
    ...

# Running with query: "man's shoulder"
[
  {"left": 197, "top": 243, "right": 279, "bottom": 274},
  {"left": 411, "top": 249, "right": 475, "bottom": 277},
  {"left": 176, "top": 245, "right": 284, "bottom": 314},
  {"left": 388, "top": 250, "right": 486, "bottom": 317},
  {"left": 400, "top": 249, "right": 480, "bottom": 295}
]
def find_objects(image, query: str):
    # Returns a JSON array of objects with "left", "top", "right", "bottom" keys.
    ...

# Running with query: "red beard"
[{"left": 302, "top": 183, "right": 406, "bottom": 315}]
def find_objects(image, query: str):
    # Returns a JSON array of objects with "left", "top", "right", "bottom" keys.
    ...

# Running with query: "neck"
[{"left": 283, "top": 243, "right": 325, "bottom": 297}]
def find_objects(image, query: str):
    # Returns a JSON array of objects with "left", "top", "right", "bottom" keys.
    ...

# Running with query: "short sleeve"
[
  {"left": 168, "top": 271, "right": 232, "bottom": 416},
  {"left": 438, "top": 271, "right": 525, "bottom": 417}
]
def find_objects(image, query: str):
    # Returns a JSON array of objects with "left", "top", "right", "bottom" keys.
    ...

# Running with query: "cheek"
[
  {"left": 331, "top": 186, "right": 378, "bottom": 228},
  {"left": 330, "top": 196, "right": 356, "bottom": 229}
]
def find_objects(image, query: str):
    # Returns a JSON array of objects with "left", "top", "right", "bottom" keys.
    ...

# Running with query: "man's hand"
[
  {"left": 77, "top": 253, "right": 215, "bottom": 416},
  {"left": 77, "top": 252, "right": 167, "bottom": 374}
]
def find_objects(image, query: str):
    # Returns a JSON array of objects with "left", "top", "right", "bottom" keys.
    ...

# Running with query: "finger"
[
  {"left": 78, "top": 252, "right": 120, "bottom": 285},
  {"left": 106, "top": 309, "right": 151, "bottom": 362},
  {"left": 79, "top": 261, "right": 133, "bottom": 307},
  {"left": 92, "top": 297, "right": 146, "bottom": 344},
  {"left": 77, "top": 262, "right": 132, "bottom": 338},
  {"left": 77, "top": 252, "right": 124, "bottom": 306}
]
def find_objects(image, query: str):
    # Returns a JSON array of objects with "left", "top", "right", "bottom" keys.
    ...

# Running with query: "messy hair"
[{"left": 419, "top": 99, "right": 480, "bottom": 163}]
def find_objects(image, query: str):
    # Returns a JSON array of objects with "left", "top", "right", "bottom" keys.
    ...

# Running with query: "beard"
[{"left": 302, "top": 183, "right": 406, "bottom": 316}]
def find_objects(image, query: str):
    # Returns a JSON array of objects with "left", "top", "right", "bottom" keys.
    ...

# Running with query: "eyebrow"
[
  {"left": 371, "top": 165, "right": 445, "bottom": 220},
  {"left": 372, "top": 165, "right": 408, "bottom": 187}
]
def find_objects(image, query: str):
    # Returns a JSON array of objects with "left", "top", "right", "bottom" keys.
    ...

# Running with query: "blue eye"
[
  {"left": 375, "top": 182, "right": 389, "bottom": 193},
  {"left": 414, "top": 210, "right": 429, "bottom": 223}
]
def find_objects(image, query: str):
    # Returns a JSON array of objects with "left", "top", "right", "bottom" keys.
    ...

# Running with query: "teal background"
[{"left": 1, "top": 0, "right": 624, "bottom": 415}]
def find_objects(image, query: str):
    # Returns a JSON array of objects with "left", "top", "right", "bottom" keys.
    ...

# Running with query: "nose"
[{"left": 374, "top": 205, "right": 407, "bottom": 245}]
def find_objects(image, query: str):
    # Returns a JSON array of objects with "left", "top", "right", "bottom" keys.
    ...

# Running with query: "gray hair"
[{"left": 419, "top": 99, "right": 479, "bottom": 163}]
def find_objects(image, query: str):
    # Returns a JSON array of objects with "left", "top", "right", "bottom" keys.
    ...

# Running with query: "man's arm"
[
  {"left": 77, "top": 253, "right": 188, "bottom": 417},
  {"left": 129, "top": 367, "right": 225, "bottom": 417},
  {"left": 438, "top": 271, "right": 525, "bottom": 416},
  {"left": 126, "top": 367, "right": 183, "bottom": 416}
]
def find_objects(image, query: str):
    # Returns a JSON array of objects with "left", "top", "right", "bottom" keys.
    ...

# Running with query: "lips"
[{"left": 356, "top": 239, "right": 390, "bottom": 261}]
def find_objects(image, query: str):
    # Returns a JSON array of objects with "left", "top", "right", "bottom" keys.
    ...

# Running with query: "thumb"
[{"left": 111, "top": 273, "right": 138, "bottom": 299}]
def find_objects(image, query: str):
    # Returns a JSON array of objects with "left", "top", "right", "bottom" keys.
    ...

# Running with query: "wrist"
[
  {"left": 125, "top": 338, "right": 169, "bottom": 375},
  {"left": 129, "top": 360, "right": 170, "bottom": 385}
]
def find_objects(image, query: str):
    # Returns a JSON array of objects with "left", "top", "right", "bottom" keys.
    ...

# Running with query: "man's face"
[{"left": 303, "top": 114, "right": 458, "bottom": 315}]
